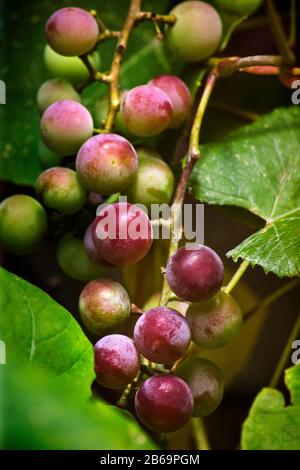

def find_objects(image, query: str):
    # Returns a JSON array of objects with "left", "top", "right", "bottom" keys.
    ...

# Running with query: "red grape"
[
  {"left": 134, "top": 375, "right": 193, "bottom": 433},
  {"left": 134, "top": 307, "right": 191, "bottom": 364},
  {"left": 166, "top": 244, "right": 224, "bottom": 302},
  {"left": 92, "top": 202, "right": 153, "bottom": 266},
  {"left": 94, "top": 334, "right": 140, "bottom": 389}
]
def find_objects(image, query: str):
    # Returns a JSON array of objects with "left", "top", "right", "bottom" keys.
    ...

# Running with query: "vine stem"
[
  {"left": 289, "top": 0, "right": 296, "bottom": 47},
  {"left": 269, "top": 314, "right": 300, "bottom": 389},
  {"left": 223, "top": 260, "right": 250, "bottom": 295},
  {"left": 191, "top": 418, "right": 211, "bottom": 450},
  {"left": 265, "top": 0, "right": 295, "bottom": 65},
  {"left": 160, "top": 68, "right": 219, "bottom": 306},
  {"left": 245, "top": 279, "right": 300, "bottom": 321}
]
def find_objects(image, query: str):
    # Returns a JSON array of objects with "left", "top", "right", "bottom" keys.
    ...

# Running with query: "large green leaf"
[
  {"left": 242, "top": 363, "right": 300, "bottom": 450},
  {"left": 0, "top": 0, "right": 176, "bottom": 187},
  {"left": 190, "top": 107, "right": 300, "bottom": 278},
  {"left": 0, "top": 267, "right": 94, "bottom": 398},
  {"left": 0, "top": 362, "right": 156, "bottom": 450}
]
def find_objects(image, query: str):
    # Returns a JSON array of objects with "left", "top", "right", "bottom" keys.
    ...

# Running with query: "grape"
[
  {"left": 119, "top": 85, "right": 173, "bottom": 137},
  {"left": 0, "top": 195, "right": 47, "bottom": 255},
  {"left": 92, "top": 202, "right": 153, "bottom": 266},
  {"left": 76, "top": 134, "right": 138, "bottom": 195},
  {"left": 36, "top": 167, "right": 87, "bottom": 215},
  {"left": 148, "top": 75, "right": 192, "bottom": 128},
  {"left": 84, "top": 221, "right": 113, "bottom": 267},
  {"left": 186, "top": 291, "right": 243, "bottom": 348},
  {"left": 168, "top": 1, "right": 222, "bottom": 62},
  {"left": 166, "top": 244, "right": 224, "bottom": 302},
  {"left": 176, "top": 357, "right": 224, "bottom": 417},
  {"left": 136, "top": 146, "right": 162, "bottom": 160},
  {"left": 87, "top": 192, "right": 104, "bottom": 207},
  {"left": 37, "top": 78, "right": 81, "bottom": 114},
  {"left": 212, "top": 0, "right": 263, "bottom": 16},
  {"left": 134, "top": 375, "right": 193, "bottom": 433},
  {"left": 143, "top": 292, "right": 189, "bottom": 316},
  {"left": 57, "top": 233, "right": 105, "bottom": 282},
  {"left": 45, "top": 8, "right": 99, "bottom": 56},
  {"left": 44, "top": 45, "right": 100, "bottom": 85},
  {"left": 38, "top": 140, "right": 62, "bottom": 169},
  {"left": 40, "top": 100, "right": 93, "bottom": 156},
  {"left": 94, "top": 334, "right": 140, "bottom": 389},
  {"left": 79, "top": 278, "right": 131, "bottom": 335},
  {"left": 134, "top": 307, "right": 191, "bottom": 364},
  {"left": 125, "top": 155, "right": 174, "bottom": 210}
]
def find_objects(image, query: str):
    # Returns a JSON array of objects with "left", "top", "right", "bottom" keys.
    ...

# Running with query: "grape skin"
[
  {"left": 76, "top": 134, "right": 138, "bottom": 195},
  {"left": 213, "top": 0, "right": 263, "bottom": 16},
  {"left": 176, "top": 357, "right": 224, "bottom": 417},
  {"left": 37, "top": 78, "right": 81, "bottom": 114},
  {"left": 79, "top": 279, "right": 131, "bottom": 336},
  {"left": 186, "top": 291, "right": 243, "bottom": 348},
  {"left": 148, "top": 75, "right": 192, "bottom": 128},
  {"left": 120, "top": 85, "right": 173, "bottom": 137},
  {"left": 134, "top": 307, "right": 191, "bottom": 364},
  {"left": 40, "top": 100, "right": 93, "bottom": 156},
  {"left": 36, "top": 167, "right": 87, "bottom": 215},
  {"left": 166, "top": 244, "right": 224, "bottom": 302},
  {"left": 168, "top": 1, "right": 222, "bottom": 62},
  {"left": 45, "top": 7, "right": 99, "bottom": 57},
  {"left": 135, "top": 375, "right": 194, "bottom": 433},
  {"left": 92, "top": 202, "right": 153, "bottom": 267},
  {"left": 94, "top": 334, "right": 140, "bottom": 389}
]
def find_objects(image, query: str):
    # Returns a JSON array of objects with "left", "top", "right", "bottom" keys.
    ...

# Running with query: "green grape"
[
  {"left": 0, "top": 195, "right": 47, "bottom": 255},
  {"left": 212, "top": 0, "right": 263, "bottom": 16},
  {"left": 176, "top": 357, "right": 224, "bottom": 417},
  {"left": 57, "top": 233, "right": 105, "bottom": 282},
  {"left": 38, "top": 140, "right": 62, "bottom": 169},
  {"left": 37, "top": 78, "right": 81, "bottom": 114},
  {"left": 125, "top": 155, "right": 174, "bottom": 210},
  {"left": 136, "top": 146, "right": 162, "bottom": 160},
  {"left": 44, "top": 45, "right": 100, "bottom": 85}
]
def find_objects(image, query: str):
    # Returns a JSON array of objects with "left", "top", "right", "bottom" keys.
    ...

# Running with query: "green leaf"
[
  {"left": 0, "top": 362, "right": 156, "bottom": 450},
  {"left": 190, "top": 107, "right": 300, "bottom": 278},
  {"left": 0, "top": 0, "right": 176, "bottom": 187},
  {"left": 0, "top": 267, "right": 94, "bottom": 398},
  {"left": 242, "top": 363, "right": 300, "bottom": 450}
]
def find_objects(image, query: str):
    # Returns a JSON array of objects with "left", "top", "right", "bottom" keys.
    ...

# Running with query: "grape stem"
[
  {"left": 160, "top": 68, "right": 219, "bottom": 306},
  {"left": 269, "top": 314, "right": 300, "bottom": 388},
  {"left": 265, "top": 0, "right": 295, "bottom": 66},
  {"left": 191, "top": 418, "right": 211, "bottom": 451},
  {"left": 223, "top": 260, "right": 250, "bottom": 295}
]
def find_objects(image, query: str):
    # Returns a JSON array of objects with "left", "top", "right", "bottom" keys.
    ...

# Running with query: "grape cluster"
[{"left": 0, "top": 2, "right": 246, "bottom": 435}]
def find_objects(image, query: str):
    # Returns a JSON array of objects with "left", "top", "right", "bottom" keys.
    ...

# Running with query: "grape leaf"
[
  {"left": 0, "top": 362, "right": 156, "bottom": 450},
  {"left": 0, "top": 267, "right": 94, "bottom": 398},
  {"left": 190, "top": 107, "right": 300, "bottom": 278},
  {"left": 0, "top": 0, "right": 175, "bottom": 187},
  {"left": 242, "top": 363, "right": 300, "bottom": 450}
]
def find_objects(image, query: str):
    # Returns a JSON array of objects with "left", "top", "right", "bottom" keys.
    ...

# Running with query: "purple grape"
[
  {"left": 148, "top": 75, "right": 192, "bottom": 128},
  {"left": 40, "top": 100, "right": 93, "bottom": 156},
  {"left": 134, "top": 375, "right": 193, "bottom": 433},
  {"left": 120, "top": 85, "right": 173, "bottom": 137},
  {"left": 76, "top": 134, "right": 138, "bottom": 195},
  {"left": 166, "top": 244, "right": 224, "bottom": 302},
  {"left": 134, "top": 307, "right": 191, "bottom": 364},
  {"left": 94, "top": 334, "right": 140, "bottom": 389},
  {"left": 45, "top": 7, "right": 99, "bottom": 56}
]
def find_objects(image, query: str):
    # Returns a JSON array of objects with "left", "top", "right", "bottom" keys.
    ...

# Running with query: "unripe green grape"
[
  {"left": 57, "top": 233, "right": 104, "bottom": 282},
  {"left": 212, "top": 0, "right": 263, "bottom": 16},
  {"left": 45, "top": 8, "right": 99, "bottom": 56},
  {"left": 37, "top": 78, "right": 81, "bottom": 114},
  {"left": 176, "top": 357, "right": 224, "bottom": 417},
  {"left": 136, "top": 146, "right": 161, "bottom": 160},
  {"left": 79, "top": 278, "right": 131, "bottom": 336},
  {"left": 38, "top": 140, "right": 62, "bottom": 169},
  {"left": 44, "top": 45, "right": 100, "bottom": 85},
  {"left": 40, "top": 100, "right": 93, "bottom": 156},
  {"left": 168, "top": 1, "right": 222, "bottom": 62},
  {"left": 0, "top": 195, "right": 47, "bottom": 255},
  {"left": 186, "top": 291, "right": 243, "bottom": 349},
  {"left": 36, "top": 167, "right": 87, "bottom": 215},
  {"left": 125, "top": 155, "right": 174, "bottom": 210}
]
